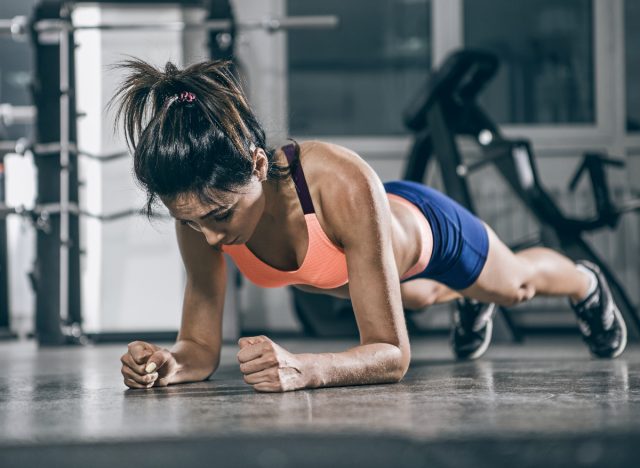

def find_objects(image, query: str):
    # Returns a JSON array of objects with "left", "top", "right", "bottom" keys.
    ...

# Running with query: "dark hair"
[{"left": 108, "top": 57, "right": 290, "bottom": 217}]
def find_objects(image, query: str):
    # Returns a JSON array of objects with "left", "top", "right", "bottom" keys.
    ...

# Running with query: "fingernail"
[{"left": 145, "top": 362, "right": 157, "bottom": 373}]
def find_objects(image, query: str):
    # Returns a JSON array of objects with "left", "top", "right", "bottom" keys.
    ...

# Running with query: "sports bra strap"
[{"left": 283, "top": 141, "right": 315, "bottom": 214}]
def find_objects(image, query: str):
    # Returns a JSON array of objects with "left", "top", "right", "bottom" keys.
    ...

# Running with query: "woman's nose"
[{"left": 201, "top": 227, "right": 225, "bottom": 246}]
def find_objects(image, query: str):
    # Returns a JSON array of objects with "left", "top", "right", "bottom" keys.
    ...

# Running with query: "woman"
[{"left": 113, "top": 59, "right": 626, "bottom": 392}]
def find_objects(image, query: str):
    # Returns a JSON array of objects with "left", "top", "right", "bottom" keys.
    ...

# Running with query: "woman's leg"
[
  {"left": 460, "top": 224, "right": 591, "bottom": 305},
  {"left": 459, "top": 224, "right": 626, "bottom": 359},
  {"left": 398, "top": 222, "right": 592, "bottom": 309},
  {"left": 400, "top": 279, "right": 460, "bottom": 310},
  {"left": 402, "top": 223, "right": 625, "bottom": 360},
  {"left": 389, "top": 180, "right": 624, "bottom": 359}
]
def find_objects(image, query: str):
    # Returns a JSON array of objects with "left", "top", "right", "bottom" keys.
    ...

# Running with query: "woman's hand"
[
  {"left": 237, "top": 336, "right": 307, "bottom": 392},
  {"left": 120, "top": 340, "right": 179, "bottom": 389}
]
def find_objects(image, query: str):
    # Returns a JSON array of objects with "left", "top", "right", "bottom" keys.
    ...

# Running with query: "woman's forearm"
[
  {"left": 299, "top": 343, "right": 410, "bottom": 389},
  {"left": 169, "top": 339, "right": 220, "bottom": 384}
]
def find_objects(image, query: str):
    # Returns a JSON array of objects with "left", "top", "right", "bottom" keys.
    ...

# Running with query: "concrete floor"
[{"left": 0, "top": 336, "right": 639, "bottom": 468}]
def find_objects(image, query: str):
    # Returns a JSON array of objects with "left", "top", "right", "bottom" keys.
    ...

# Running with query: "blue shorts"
[{"left": 383, "top": 180, "right": 489, "bottom": 290}]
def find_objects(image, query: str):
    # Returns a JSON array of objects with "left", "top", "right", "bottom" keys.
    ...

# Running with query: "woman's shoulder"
[
  {"left": 297, "top": 140, "right": 374, "bottom": 184},
  {"left": 298, "top": 139, "right": 358, "bottom": 164},
  {"left": 296, "top": 140, "right": 383, "bottom": 226}
]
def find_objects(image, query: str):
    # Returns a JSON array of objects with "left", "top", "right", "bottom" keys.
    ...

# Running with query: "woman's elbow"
[{"left": 389, "top": 346, "right": 411, "bottom": 383}]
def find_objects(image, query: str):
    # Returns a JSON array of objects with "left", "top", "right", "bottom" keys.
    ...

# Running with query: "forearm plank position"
[{"left": 111, "top": 59, "right": 626, "bottom": 392}]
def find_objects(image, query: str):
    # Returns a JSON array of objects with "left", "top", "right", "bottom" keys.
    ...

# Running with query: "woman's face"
[{"left": 162, "top": 150, "right": 270, "bottom": 248}]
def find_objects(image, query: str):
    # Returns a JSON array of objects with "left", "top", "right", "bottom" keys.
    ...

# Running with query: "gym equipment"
[
  {"left": 29, "top": 0, "right": 83, "bottom": 345},
  {"left": 205, "top": 0, "right": 235, "bottom": 62},
  {"left": 402, "top": 49, "right": 640, "bottom": 339},
  {"left": 0, "top": 1, "right": 339, "bottom": 345}
]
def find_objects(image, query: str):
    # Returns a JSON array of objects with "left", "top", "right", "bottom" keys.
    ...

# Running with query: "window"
[
  {"left": 626, "top": 0, "right": 640, "bottom": 132},
  {"left": 464, "top": 0, "right": 594, "bottom": 125},
  {"left": 287, "top": 0, "right": 431, "bottom": 136}
]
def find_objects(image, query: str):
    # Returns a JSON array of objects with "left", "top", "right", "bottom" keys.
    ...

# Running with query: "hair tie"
[{"left": 178, "top": 91, "right": 196, "bottom": 103}]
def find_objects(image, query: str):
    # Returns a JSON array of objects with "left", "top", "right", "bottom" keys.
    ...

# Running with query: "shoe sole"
[
  {"left": 454, "top": 303, "right": 497, "bottom": 361},
  {"left": 610, "top": 300, "right": 628, "bottom": 358},
  {"left": 578, "top": 260, "right": 627, "bottom": 359}
]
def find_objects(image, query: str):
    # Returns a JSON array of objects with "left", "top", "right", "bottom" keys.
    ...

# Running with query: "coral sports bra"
[{"left": 221, "top": 143, "right": 430, "bottom": 289}]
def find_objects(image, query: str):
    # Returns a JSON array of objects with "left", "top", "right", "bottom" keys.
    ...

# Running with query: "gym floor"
[{"left": 1, "top": 336, "right": 638, "bottom": 468}]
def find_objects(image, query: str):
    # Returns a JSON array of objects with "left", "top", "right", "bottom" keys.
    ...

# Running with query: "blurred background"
[{"left": 0, "top": 0, "right": 638, "bottom": 345}]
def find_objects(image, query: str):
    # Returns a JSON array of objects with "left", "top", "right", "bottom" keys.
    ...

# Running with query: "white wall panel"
[
  {"left": 73, "top": 3, "right": 191, "bottom": 334},
  {"left": 5, "top": 152, "right": 36, "bottom": 337}
]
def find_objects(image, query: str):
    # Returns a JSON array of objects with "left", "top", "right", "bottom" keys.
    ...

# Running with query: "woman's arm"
[
  {"left": 169, "top": 220, "right": 227, "bottom": 384},
  {"left": 299, "top": 345, "right": 406, "bottom": 388},
  {"left": 308, "top": 156, "right": 410, "bottom": 385},
  {"left": 238, "top": 146, "right": 410, "bottom": 391}
]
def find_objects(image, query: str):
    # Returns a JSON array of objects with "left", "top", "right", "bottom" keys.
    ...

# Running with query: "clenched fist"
[
  {"left": 237, "top": 335, "right": 307, "bottom": 392},
  {"left": 120, "top": 341, "right": 179, "bottom": 389}
]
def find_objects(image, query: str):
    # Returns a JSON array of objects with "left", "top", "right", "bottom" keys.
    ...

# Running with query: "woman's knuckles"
[
  {"left": 121, "top": 357, "right": 145, "bottom": 374},
  {"left": 144, "top": 372, "right": 158, "bottom": 383},
  {"left": 122, "top": 363, "right": 158, "bottom": 383},
  {"left": 124, "top": 378, "right": 144, "bottom": 389}
]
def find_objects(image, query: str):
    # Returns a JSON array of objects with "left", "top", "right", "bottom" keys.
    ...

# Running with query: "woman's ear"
[{"left": 253, "top": 149, "right": 269, "bottom": 181}]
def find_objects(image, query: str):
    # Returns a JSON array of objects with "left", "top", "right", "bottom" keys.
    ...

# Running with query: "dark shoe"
[
  {"left": 570, "top": 260, "right": 627, "bottom": 358},
  {"left": 451, "top": 299, "right": 497, "bottom": 360}
]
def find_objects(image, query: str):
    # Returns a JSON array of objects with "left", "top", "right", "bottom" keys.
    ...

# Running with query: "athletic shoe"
[
  {"left": 569, "top": 260, "right": 627, "bottom": 358},
  {"left": 451, "top": 298, "right": 497, "bottom": 360}
]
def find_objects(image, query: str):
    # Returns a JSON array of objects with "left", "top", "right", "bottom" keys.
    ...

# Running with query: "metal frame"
[
  {"left": 9, "top": 15, "right": 339, "bottom": 35},
  {"left": 59, "top": 13, "right": 71, "bottom": 330}
]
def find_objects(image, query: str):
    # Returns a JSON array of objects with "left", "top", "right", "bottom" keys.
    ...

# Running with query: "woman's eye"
[{"left": 214, "top": 211, "right": 233, "bottom": 222}]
